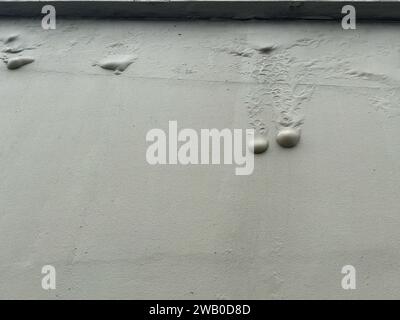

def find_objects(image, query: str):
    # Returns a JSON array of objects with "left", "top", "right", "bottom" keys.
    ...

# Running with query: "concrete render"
[{"left": 0, "top": 18, "right": 400, "bottom": 299}]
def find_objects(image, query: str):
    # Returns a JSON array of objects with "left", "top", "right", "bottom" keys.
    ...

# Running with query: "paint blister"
[
  {"left": 4, "top": 56, "right": 34, "bottom": 70},
  {"left": 248, "top": 135, "right": 269, "bottom": 154},
  {"left": 276, "top": 128, "right": 301, "bottom": 148}
]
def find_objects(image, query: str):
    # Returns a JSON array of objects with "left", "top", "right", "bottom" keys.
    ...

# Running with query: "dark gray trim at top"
[{"left": 0, "top": 1, "right": 400, "bottom": 20}]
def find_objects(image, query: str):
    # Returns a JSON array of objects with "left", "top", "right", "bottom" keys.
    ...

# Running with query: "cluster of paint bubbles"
[{"left": 248, "top": 127, "right": 300, "bottom": 154}]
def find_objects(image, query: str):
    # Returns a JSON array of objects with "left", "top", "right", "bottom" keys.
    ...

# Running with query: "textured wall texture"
[{"left": 0, "top": 19, "right": 400, "bottom": 299}]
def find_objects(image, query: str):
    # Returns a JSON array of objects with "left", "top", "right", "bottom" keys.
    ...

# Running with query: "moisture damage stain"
[
  {"left": 93, "top": 54, "right": 136, "bottom": 74},
  {"left": 234, "top": 35, "right": 400, "bottom": 145},
  {"left": 1, "top": 27, "right": 398, "bottom": 121},
  {"left": 235, "top": 39, "right": 314, "bottom": 149},
  {"left": 249, "top": 43, "right": 313, "bottom": 131},
  {"left": 236, "top": 34, "right": 400, "bottom": 138}
]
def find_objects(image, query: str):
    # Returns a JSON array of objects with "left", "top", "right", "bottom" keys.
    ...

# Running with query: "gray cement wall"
[{"left": 1, "top": 17, "right": 400, "bottom": 299}]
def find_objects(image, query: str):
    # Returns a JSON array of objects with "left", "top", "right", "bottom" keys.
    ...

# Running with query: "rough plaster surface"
[{"left": 0, "top": 19, "right": 400, "bottom": 299}]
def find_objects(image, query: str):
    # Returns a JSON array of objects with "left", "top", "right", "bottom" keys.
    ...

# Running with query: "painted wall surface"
[{"left": 0, "top": 19, "right": 400, "bottom": 299}]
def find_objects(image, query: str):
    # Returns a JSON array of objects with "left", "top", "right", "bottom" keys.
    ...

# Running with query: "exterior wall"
[{"left": 1, "top": 18, "right": 400, "bottom": 299}]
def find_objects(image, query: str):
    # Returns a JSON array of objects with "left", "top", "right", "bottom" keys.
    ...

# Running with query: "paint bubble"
[
  {"left": 2, "top": 34, "right": 19, "bottom": 44},
  {"left": 5, "top": 56, "right": 34, "bottom": 70},
  {"left": 248, "top": 135, "right": 269, "bottom": 154},
  {"left": 255, "top": 44, "right": 277, "bottom": 54},
  {"left": 276, "top": 128, "right": 301, "bottom": 148},
  {"left": 2, "top": 46, "right": 35, "bottom": 54},
  {"left": 3, "top": 47, "right": 24, "bottom": 54},
  {"left": 94, "top": 55, "right": 136, "bottom": 73}
]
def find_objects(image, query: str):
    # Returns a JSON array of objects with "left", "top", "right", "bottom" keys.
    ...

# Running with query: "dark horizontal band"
[{"left": 0, "top": 1, "right": 399, "bottom": 20}]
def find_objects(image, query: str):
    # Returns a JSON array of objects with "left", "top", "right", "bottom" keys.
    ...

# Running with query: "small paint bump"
[
  {"left": 255, "top": 44, "right": 277, "bottom": 54},
  {"left": 2, "top": 46, "right": 35, "bottom": 54},
  {"left": 2, "top": 47, "right": 24, "bottom": 54},
  {"left": 276, "top": 128, "right": 301, "bottom": 148},
  {"left": 248, "top": 136, "right": 269, "bottom": 154},
  {"left": 2, "top": 34, "right": 19, "bottom": 44},
  {"left": 4, "top": 56, "right": 34, "bottom": 70},
  {"left": 94, "top": 55, "right": 136, "bottom": 73}
]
